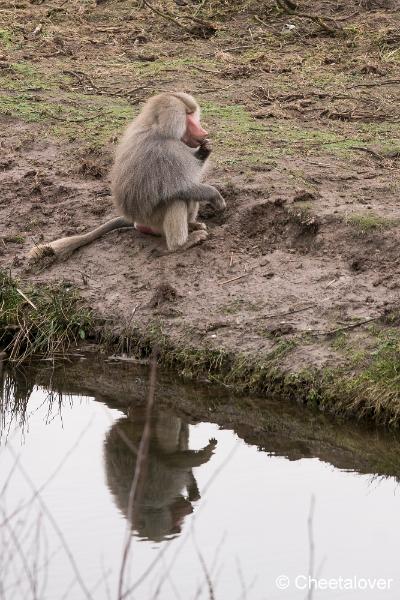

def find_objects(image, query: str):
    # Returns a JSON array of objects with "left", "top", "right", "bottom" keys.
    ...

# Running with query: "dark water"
[{"left": 1, "top": 359, "right": 400, "bottom": 599}]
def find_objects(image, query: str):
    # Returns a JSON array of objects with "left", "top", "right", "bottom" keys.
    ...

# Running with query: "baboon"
[
  {"left": 104, "top": 409, "right": 217, "bottom": 542},
  {"left": 28, "top": 92, "right": 225, "bottom": 261}
]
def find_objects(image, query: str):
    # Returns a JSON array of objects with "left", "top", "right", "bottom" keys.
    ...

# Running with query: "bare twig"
[
  {"left": 6, "top": 443, "right": 93, "bottom": 600},
  {"left": 265, "top": 304, "right": 316, "bottom": 319},
  {"left": 117, "top": 349, "right": 158, "bottom": 600},
  {"left": 180, "top": 14, "right": 216, "bottom": 30},
  {"left": 218, "top": 272, "right": 252, "bottom": 286},
  {"left": 306, "top": 316, "right": 381, "bottom": 337},
  {"left": 254, "top": 15, "right": 275, "bottom": 30},
  {"left": 306, "top": 495, "right": 316, "bottom": 600},
  {"left": 0, "top": 421, "right": 93, "bottom": 527},
  {"left": 349, "top": 146, "right": 384, "bottom": 159},
  {"left": 142, "top": 0, "right": 191, "bottom": 31},
  {"left": 0, "top": 507, "right": 37, "bottom": 599},
  {"left": 192, "top": 536, "right": 216, "bottom": 600},
  {"left": 325, "top": 316, "right": 379, "bottom": 335},
  {"left": 191, "top": 64, "right": 221, "bottom": 75},
  {"left": 16, "top": 289, "right": 37, "bottom": 311},
  {"left": 193, "top": 0, "right": 209, "bottom": 16},
  {"left": 351, "top": 79, "right": 400, "bottom": 88},
  {"left": 276, "top": 0, "right": 340, "bottom": 35}
]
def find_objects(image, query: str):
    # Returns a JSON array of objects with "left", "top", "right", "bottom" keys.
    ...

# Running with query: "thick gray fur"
[
  {"left": 28, "top": 91, "right": 225, "bottom": 261},
  {"left": 111, "top": 91, "right": 225, "bottom": 222}
]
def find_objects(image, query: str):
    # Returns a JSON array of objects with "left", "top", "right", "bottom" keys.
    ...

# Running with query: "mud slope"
[{"left": 1, "top": 0, "right": 400, "bottom": 413}]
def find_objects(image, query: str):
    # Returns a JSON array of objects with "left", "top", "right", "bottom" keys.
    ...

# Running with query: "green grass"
[
  {"left": 324, "top": 329, "right": 400, "bottom": 426},
  {"left": 1, "top": 55, "right": 399, "bottom": 163},
  {"left": 0, "top": 270, "right": 93, "bottom": 362},
  {"left": 0, "top": 62, "right": 133, "bottom": 147},
  {"left": 106, "top": 318, "right": 400, "bottom": 427},
  {"left": 346, "top": 212, "right": 397, "bottom": 232},
  {"left": 0, "top": 28, "right": 13, "bottom": 49},
  {"left": 1, "top": 270, "right": 400, "bottom": 426},
  {"left": 3, "top": 234, "right": 25, "bottom": 244}
]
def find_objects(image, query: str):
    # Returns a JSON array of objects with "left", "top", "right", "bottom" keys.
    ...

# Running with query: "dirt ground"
[{"left": 1, "top": 0, "right": 400, "bottom": 377}]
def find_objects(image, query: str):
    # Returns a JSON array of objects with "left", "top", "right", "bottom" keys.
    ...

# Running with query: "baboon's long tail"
[{"left": 28, "top": 216, "right": 133, "bottom": 262}]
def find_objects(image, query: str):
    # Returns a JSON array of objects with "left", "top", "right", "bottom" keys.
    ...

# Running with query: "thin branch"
[
  {"left": 276, "top": 0, "right": 340, "bottom": 35},
  {"left": 306, "top": 495, "right": 316, "bottom": 600},
  {"left": 142, "top": 0, "right": 191, "bottom": 31},
  {"left": 16, "top": 288, "right": 37, "bottom": 311},
  {"left": 324, "top": 316, "right": 379, "bottom": 336},
  {"left": 265, "top": 304, "right": 316, "bottom": 319},
  {"left": 117, "top": 350, "right": 158, "bottom": 600},
  {"left": 179, "top": 14, "right": 217, "bottom": 30},
  {"left": 0, "top": 507, "right": 37, "bottom": 599},
  {"left": 349, "top": 146, "right": 383, "bottom": 160},
  {"left": 192, "top": 529, "right": 216, "bottom": 600},
  {"left": 351, "top": 79, "right": 400, "bottom": 88},
  {"left": 218, "top": 272, "right": 252, "bottom": 286},
  {"left": 7, "top": 444, "right": 93, "bottom": 600}
]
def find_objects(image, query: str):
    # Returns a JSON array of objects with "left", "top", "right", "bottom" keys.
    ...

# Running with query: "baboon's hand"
[
  {"left": 210, "top": 188, "right": 226, "bottom": 211},
  {"left": 195, "top": 138, "right": 212, "bottom": 161},
  {"left": 203, "top": 438, "right": 218, "bottom": 457},
  {"left": 200, "top": 138, "right": 212, "bottom": 154}
]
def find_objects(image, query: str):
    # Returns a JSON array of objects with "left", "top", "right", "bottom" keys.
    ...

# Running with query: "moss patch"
[{"left": 346, "top": 212, "right": 398, "bottom": 232}]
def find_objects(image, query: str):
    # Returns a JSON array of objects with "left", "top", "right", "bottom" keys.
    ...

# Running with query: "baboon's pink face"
[{"left": 181, "top": 111, "right": 208, "bottom": 148}]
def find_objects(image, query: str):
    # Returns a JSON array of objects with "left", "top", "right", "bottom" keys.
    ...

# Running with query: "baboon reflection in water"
[{"left": 104, "top": 409, "right": 217, "bottom": 542}]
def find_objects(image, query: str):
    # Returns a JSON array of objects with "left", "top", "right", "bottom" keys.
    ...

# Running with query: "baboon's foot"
[
  {"left": 178, "top": 229, "right": 208, "bottom": 251},
  {"left": 154, "top": 230, "right": 208, "bottom": 256},
  {"left": 188, "top": 221, "right": 207, "bottom": 232}
]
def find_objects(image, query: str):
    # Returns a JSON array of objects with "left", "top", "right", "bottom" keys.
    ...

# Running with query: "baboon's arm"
[
  {"left": 175, "top": 183, "right": 226, "bottom": 211},
  {"left": 161, "top": 440, "right": 218, "bottom": 469}
]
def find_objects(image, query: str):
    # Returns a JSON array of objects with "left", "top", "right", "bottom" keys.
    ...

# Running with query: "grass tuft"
[
  {"left": 346, "top": 212, "right": 397, "bottom": 232},
  {"left": 0, "top": 270, "right": 93, "bottom": 362}
]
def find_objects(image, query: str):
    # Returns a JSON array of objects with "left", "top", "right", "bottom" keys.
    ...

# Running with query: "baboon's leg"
[
  {"left": 188, "top": 200, "right": 207, "bottom": 232},
  {"left": 163, "top": 201, "right": 207, "bottom": 252}
]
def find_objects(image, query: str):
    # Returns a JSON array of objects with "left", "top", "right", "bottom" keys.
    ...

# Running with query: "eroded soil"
[{"left": 1, "top": 0, "right": 400, "bottom": 375}]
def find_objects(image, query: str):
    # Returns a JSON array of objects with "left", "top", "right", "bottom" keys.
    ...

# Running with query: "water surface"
[{"left": 1, "top": 360, "right": 400, "bottom": 599}]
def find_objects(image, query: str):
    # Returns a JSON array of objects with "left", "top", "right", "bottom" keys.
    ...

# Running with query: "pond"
[{"left": 1, "top": 358, "right": 399, "bottom": 599}]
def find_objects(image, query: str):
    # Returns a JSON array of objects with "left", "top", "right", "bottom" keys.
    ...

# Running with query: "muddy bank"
[
  {"left": 1, "top": 0, "right": 400, "bottom": 423},
  {"left": 6, "top": 357, "right": 400, "bottom": 480}
]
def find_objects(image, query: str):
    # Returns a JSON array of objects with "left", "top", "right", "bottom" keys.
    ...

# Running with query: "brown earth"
[{"left": 1, "top": 0, "right": 400, "bottom": 380}]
